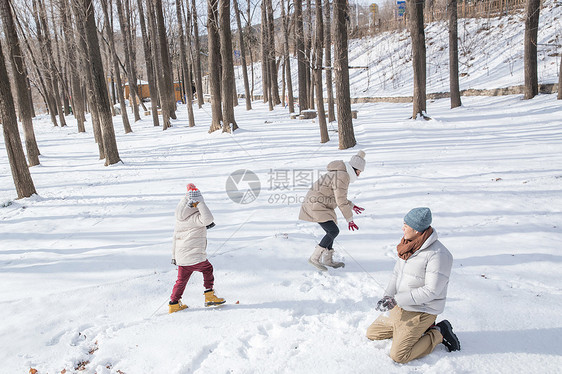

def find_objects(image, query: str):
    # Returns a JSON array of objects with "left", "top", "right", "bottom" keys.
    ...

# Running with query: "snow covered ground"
[
  {"left": 2, "top": 93, "right": 562, "bottom": 373},
  {"left": 2, "top": 3, "right": 562, "bottom": 373}
]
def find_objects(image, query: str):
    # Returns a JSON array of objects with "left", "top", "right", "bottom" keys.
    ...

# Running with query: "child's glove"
[
  {"left": 348, "top": 221, "right": 359, "bottom": 231},
  {"left": 187, "top": 184, "right": 204, "bottom": 207}
]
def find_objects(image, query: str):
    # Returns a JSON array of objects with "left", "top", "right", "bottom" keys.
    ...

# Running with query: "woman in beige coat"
[{"left": 299, "top": 151, "right": 366, "bottom": 271}]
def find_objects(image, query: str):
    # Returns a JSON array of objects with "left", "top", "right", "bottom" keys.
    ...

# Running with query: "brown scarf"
[{"left": 396, "top": 226, "right": 434, "bottom": 261}]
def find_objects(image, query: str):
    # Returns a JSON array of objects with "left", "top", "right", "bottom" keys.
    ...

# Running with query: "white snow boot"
[
  {"left": 322, "top": 249, "right": 345, "bottom": 268},
  {"left": 309, "top": 245, "right": 328, "bottom": 271}
]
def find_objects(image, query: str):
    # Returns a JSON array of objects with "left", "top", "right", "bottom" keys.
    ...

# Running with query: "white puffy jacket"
[
  {"left": 384, "top": 230, "right": 453, "bottom": 315},
  {"left": 171, "top": 196, "right": 214, "bottom": 266}
]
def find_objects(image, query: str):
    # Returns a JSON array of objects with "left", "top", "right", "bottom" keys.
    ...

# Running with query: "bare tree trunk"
[
  {"left": 219, "top": 0, "right": 238, "bottom": 132},
  {"left": 408, "top": 0, "right": 428, "bottom": 119},
  {"left": 295, "top": 0, "right": 307, "bottom": 112},
  {"left": 50, "top": 1, "right": 71, "bottom": 117},
  {"left": 314, "top": 0, "right": 329, "bottom": 143},
  {"left": 324, "top": 0, "right": 335, "bottom": 122},
  {"left": 0, "top": 40, "right": 37, "bottom": 198},
  {"left": 101, "top": 0, "right": 132, "bottom": 133},
  {"left": 233, "top": 0, "right": 252, "bottom": 110},
  {"left": 448, "top": 0, "right": 461, "bottom": 108},
  {"left": 154, "top": 0, "right": 176, "bottom": 125},
  {"left": 558, "top": 50, "right": 562, "bottom": 100},
  {"left": 0, "top": 0, "right": 41, "bottom": 166},
  {"left": 60, "top": 0, "right": 86, "bottom": 132},
  {"left": 146, "top": 0, "right": 170, "bottom": 128},
  {"left": 524, "top": 0, "right": 540, "bottom": 100},
  {"left": 31, "top": 0, "right": 58, "bottom": 127},
  {"left": 27, "top": 76, "right": 36, "bottom": 118},
  {"left": 124, "top": 0, "right": 147, "bottom": 115},
  {"left": 281, "top": 0, "right": 294, "bottom": 113},
  {"left": 115, "top": 0, "right": 141, "bottom": 122},
  {"left": 247, "top": 0, "right": 255, "bottom": 101},
  {"left": 261, "top": 1, "right": 270, "bottom": 104},
  {"left": 37, "top": 0, "right": 67, "bottom": 127},
  {"left": 267, "top": 0, "right": 280, "bottom": 105},
  {"left": 191, "top": 0, "right": 204, "bottom": 108},
  {"left": 183, "top": 0, "right": 197, "bottom": 123},
  {"left": 208, "top": 0, "right": 223, "bottom": 132},
  {"left": 175, "top": 0, "right": 195, "bottom": 127},
  {"left": 333, "top": 0, "right": 356, "bottom": 149},
  {"left": 82, "top": 0, "right": 121, "bottom": 165},
  {"left": 136, "top": 0, "right": 159, "bottom": 126},
  {"left": 71, "top": 0, "right": 105, "bottom": 157},
  {"left": 306, "top": 0, "right": 313, "bottom": 109}
]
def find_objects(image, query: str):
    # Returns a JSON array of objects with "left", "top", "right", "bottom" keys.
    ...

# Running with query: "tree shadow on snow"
[{"left": 457, "top": 327, "right": 562, "bottom": 356}]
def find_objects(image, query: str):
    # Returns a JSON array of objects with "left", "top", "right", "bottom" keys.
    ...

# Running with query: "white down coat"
[
  {"left": 171, "top": 196, "right": 214, "bottom": 266},
  {"left": 384, "top": 230, "right": 453, "bottom": 315}
]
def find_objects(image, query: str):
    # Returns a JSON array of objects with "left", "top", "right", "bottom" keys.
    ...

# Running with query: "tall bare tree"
[
  {"left": 324, "top": 0, "right": 335, "bottom": 122},
  {"left": 81, "top": 0, "right": 121, "bottom": 165},
  {"left": 70, "top": 0, "right": 105, "bottom": 158},
  {"left": 408, "top": 0, "right": 428, "bottom": 119},
  {"left": 523, "top": 0, "right": 540, "bottom": 100},
  {"left": 0, "top": 39, "right": 37, "bottom": 198},
  {"left": 30, "top": 0, "right": 58, "bottom": 127},
  {"left": 154, "top": 0, "right": 176, "bottom": 127},
  {"left": 261, "top": 1, "right": 270, "bottom": 106},
  {"left": 266, "top": 0, "right": 280, "bottom": 105},
  {"left": 333, "top": 0, "right": 355, "bottom": 149},
  {"left": 115, "top": 0, "right": 142, "bottom": 122},
  {"left": 146, "top": 0, "right": 170, "bottom": 128},
  {"left": 59, "top": 0, "right": 86, "bottom": 132},
  {"left": 305, "top": 0, "right": 313, "bottom": 108},
  {"left": 233, "top": 0, "right": 252, "bottom": 110},
  {"left": 136, "top": 0, "right": 159, "bottom": 126},
  {"left": 175, "top": 0, "right": 195, "bottom": 126},
  {"left": 191, "top": 0, "right": 204, "bottom": 108},
  {"left": 0, "top": 0, "right": 41, "bottom": 166},
  {"left": 207, "top": 0, "right": 223, "bottom": 132},
  {"left": 448, "top": 0, "right": 461, "bottom": 108},
  {"left": 295, "top": 0, "right": 308, "bottom": 112},
  {"left": 219, "top": 0, "right": 238, "bottom": 132},
  {"left": 558, "top": 51, "right": 562, "bottom": 100},
  {"left": 314, "top": 0, "right": 328, "bottom": 143},
  {"left": 36, "top": 0, "right": 67, "bottom": 127},
  {"left": 101, "top": 0, "right": 132, "bottom": 133},
  {"left": 281, "top": 0, "right": 294, "bottom": 113}
]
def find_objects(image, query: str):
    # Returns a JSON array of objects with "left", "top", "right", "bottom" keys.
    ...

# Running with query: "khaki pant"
[{"left": 366, "top": 306, "right": 443, "bottom": 363}]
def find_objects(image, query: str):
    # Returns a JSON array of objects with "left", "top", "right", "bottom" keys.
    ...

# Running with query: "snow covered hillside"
[{"left": 240, "top": 0, "right": 561, "bottom": 99}]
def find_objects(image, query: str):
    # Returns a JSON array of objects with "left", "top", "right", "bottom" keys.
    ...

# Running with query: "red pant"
[{"left": 170, "top": 260, "right": 215, "bottom": 303}]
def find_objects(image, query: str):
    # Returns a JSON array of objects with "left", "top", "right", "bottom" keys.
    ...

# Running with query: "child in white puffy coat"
[{"left": 168, "top": 184, "right": 225, "bottom": 313}]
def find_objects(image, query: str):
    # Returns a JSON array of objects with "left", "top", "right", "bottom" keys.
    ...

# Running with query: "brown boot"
[
  {"left": 204, "top": 289, "right": 226, "bottom": 307},
  {"left": 169, "top": 299, "right": 188, "bottom": 314}
]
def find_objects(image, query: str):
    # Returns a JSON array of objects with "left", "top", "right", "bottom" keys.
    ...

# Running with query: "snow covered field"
[
  {"left": 2, "top": 2, "right": 562, "bottom": 372},
  {"left": 2, "top": 92, "right": 562, "bottom": 373}
]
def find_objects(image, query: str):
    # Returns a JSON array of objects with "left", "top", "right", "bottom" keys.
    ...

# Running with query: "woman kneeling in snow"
[{"left": 169, "top": 184, "right": 225, "bottom": 313}]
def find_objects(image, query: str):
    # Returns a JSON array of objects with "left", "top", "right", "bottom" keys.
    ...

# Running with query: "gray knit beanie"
[
  {"left": 349, "top": 150, "right": 366, "bottom": 172},
  {"left": 404, "top": 207, "right": 432, "bottom": 232}
]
